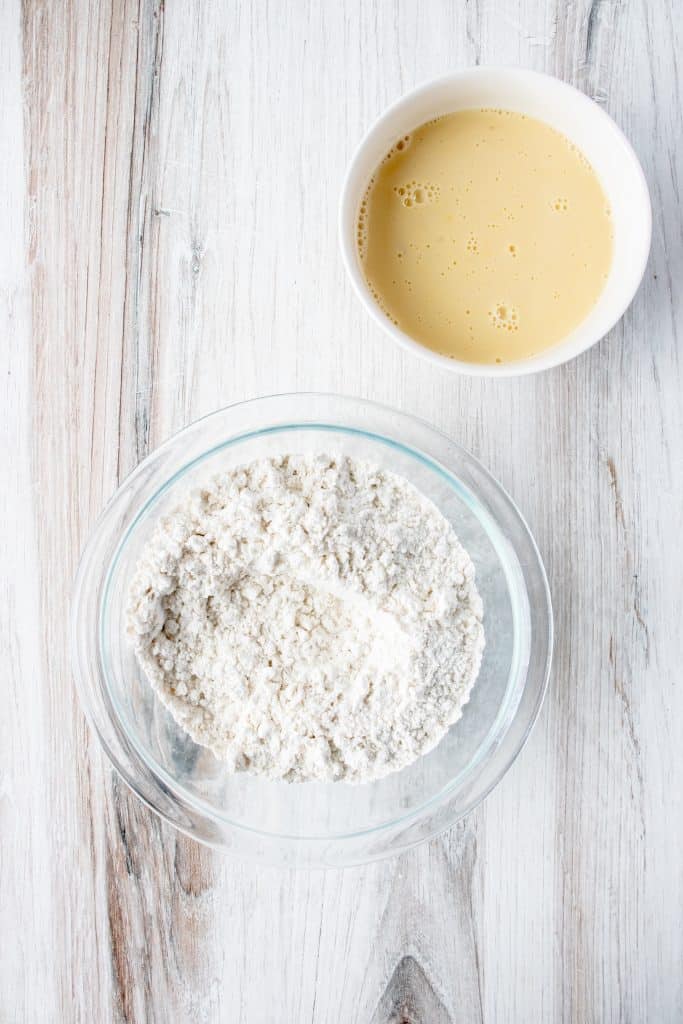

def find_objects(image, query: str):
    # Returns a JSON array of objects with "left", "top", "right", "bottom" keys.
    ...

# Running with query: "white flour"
[{"left": 127, "top": 454, "right": 484, "bottom": 783}]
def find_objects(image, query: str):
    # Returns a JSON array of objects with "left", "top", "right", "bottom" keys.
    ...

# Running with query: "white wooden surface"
[{"left": 2, "top": 1, "right": 682, "bottom": 1020}]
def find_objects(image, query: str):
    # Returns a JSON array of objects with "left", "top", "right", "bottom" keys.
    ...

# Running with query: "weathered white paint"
[{"left": 2, "top": 1, "right": 682, "bottom": 1021}]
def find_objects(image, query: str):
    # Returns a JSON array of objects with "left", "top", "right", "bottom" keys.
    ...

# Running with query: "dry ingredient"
[{"left": 127, "top": 454, "right": 484, "bottom": 783}]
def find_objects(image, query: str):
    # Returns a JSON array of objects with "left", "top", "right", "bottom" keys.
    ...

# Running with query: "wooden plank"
[{"left": 2, "top": 0, "right": 682, "bottom": 1020}]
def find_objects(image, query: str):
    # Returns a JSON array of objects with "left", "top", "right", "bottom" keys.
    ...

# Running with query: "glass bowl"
[{"left": 71, "top": 394, "right": 552, "bottom": 866}]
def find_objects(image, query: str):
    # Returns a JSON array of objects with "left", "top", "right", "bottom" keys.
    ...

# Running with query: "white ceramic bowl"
[{"left": 339, "top": 67, "right": 652, "bottom": 377}]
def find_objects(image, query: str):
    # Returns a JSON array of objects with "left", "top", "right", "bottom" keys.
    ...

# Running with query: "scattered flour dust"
[{"left": 127, "top": 454, "right": 485, "bottom": 783}]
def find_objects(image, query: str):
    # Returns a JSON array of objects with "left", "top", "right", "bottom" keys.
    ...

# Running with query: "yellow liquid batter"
[{"left": 358, "top": 110, "right": 613, "bottom": 364}]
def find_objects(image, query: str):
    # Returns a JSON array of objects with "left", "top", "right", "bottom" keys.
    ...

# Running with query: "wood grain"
[{"left": 2, "top": 0, "right": 682, "bottom": 1021}]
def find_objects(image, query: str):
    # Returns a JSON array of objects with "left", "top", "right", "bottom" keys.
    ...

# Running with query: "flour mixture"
[{"left": 127, "top": 454, "right": 485, "bottom": 782}]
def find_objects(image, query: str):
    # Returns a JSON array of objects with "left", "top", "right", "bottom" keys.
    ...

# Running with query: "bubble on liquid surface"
[
  {"left": 489, "top": 303, "right": 519, "bottom": 332},
  {"left": 394, "top": 180, "right": 440, "bottom": 208},
  {"left": 356, "top": 185, "right": 374, "bottom": 258}
]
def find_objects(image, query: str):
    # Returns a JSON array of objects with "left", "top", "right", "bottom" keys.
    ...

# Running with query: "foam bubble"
[
  {"left": 394, "top": 180, "right": 440, "bottom": 208},
  {"left": 489, "top": 303, "right": 519, "bottom": 332}
]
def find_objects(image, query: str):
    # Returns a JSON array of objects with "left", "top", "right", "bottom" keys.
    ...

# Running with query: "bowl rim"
[
  {"left": 71, "top": 392, "right": 554, "bottom": 863},
  {"left": 339, "top": 65, "right": 652, "bottom": 378}
]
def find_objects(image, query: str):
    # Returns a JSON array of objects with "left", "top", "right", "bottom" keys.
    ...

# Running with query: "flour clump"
[{"left": 127, "top": 454, "right": 485, "bottom": 783}]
